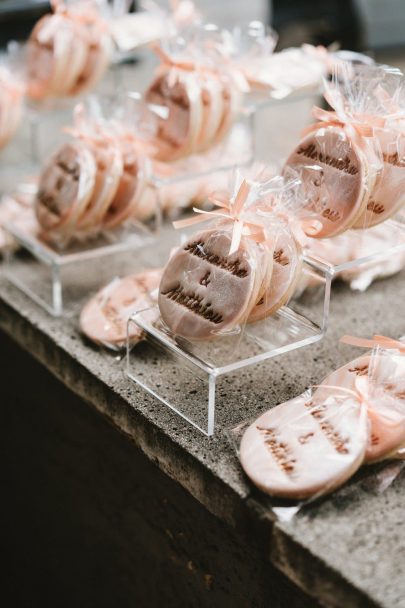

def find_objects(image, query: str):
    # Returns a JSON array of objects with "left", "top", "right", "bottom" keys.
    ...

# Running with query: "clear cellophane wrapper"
[
  {"left": 144, "top": 25, "right": 249, "bottom": 163},
  {"left": 25, "top": 0, "right": 114, "bottom": 102},
  {"left": 0, "top": 181, "right": 38, "bottom": 253},
  {"left": 229, "top": 337, "right": 405, "bottom": 520},
  {"left": 79, "top": 269, "right": 162, "bottom": 351},
  {"left": 283, "top": 63, "right": 405, "bottom": 239},
  {"left": 110, "top": 0, "right": 201, "bottom": 53},
  {"left": 157, "top": 170, "right": 304, "bottom": 341},
  {"left": 0, "top": 45, "right": 26, "bottom": 150},
  {"left": 33, "top": 96, "right": 159, "bottom": 249}
]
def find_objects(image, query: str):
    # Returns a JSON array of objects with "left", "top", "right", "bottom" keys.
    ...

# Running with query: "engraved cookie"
[
  {"left": 145, "top": 71, "right": 203, "bottom": 161},
  {"left": 158, "top": 229, "right": 263, "bottom": 340},
  {"left": 248, "top": 227, "right": 302, "bottom": 323},
  {"left": 27, "top": 13, "right": 88, "bottom": 99},
  {"left": 353, "top": 129, "right": 405, "bottom": 228},
  {"left": 240, "top": 393, "right": 367, "bottom": 499},
  {"left": 103, "top": 145, "right": 147, "bottom": 228},
  {"left": 80, "top": 268, "right": 162, "bottom": 348},
  {"left": 313, "top": 354, "right": 405, "bottom": 464},
  {"left": 78, "top": 142, "right": 123, "bottom": 230},
  {"left": 197, "top": 75, "right": 224, "bottom": 150},
  {"left": 284, "top": 127, "right": 370, "bottom": 238},
  {"left": 35, "top": 142, "right": 96, "bottom": 235},
  {"left": 69, "top": 19, "right": 113, "bottom": 97}
]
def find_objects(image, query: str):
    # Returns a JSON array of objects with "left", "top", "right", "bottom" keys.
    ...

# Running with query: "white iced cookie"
[{"left": 240, "top": 393, "right": 367, "bottom": 499}]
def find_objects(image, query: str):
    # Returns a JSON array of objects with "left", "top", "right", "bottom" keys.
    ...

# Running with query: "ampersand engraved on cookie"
[
  {"left": 158, "top": 229, "right": 261, "bottom": 339},
  {"left": 240, "top": 393, "right": 367, "bottom": 499},
  {"left": 284, "top": 127, "right": 368, "bottom": 238}
]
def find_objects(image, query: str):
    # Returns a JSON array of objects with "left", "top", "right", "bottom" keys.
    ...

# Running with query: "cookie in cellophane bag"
[
  {"left": 245, "top": 171, "right": 305, "bottom": 323},
  {"left": 26, "top": 0, "right": 114, "bottom": 101},
  {"left": 80, "top": 268, "right": 162, "bottom": 350},
  {"left": 158, "top": 179, "right": 273, "bottom": 340},
  {"left": 34, "top": 99, "right": 158, "bottom": 247},
  {"left": 144, "top": 28, "right": 246, "bottom": 162},
  {"left": 234, "top": 334, "right": 405, "bottom": 515},
  {"left": 0, "top": 64, "right": 24, "bottom": 150},
  {"left": 336, "top": 335, "right": 405, "bottom": 463},
  {"left": 282, "top": 63, "right": 398, "bottom": 238}
]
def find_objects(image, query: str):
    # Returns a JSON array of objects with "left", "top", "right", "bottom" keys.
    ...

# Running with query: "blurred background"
[{"left": 1, "top": 0, "right": 405, "bottom": 66}]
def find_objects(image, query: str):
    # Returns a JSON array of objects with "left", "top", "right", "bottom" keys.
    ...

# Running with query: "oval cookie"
[
  {"left": 248, "top": 227, "right": 302, "bottom": 322},
  {"left": 353, "top": 129, "right": 405, "bottom": 228},
  {"left": 284, "top": 127, "right": 369, "bottom": 238},
  {"left": 80, "top": 268, "right": 162, "bottom": 348},
  {"left": 35, "top": 142, "right": 96, "bottom": 236},
  {"left": 145, "top": 70, "right": 203, "bottom": 161},
  {"left": 314, "top": 353, "right": 405, "bottom": 464},
  {"left": 240, "top": 393, "right": 367, "bottom": 499},
  {"left": 158, "top": 229, "right": 262, "bottom": 339}
]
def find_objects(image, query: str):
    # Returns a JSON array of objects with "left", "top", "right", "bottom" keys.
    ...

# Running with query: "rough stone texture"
[
  {"left": 2, "top": 331, "right": 321, "bottom": 608},
  {"left": 1, "top": 219, "right": 405, "bottom": 607}
]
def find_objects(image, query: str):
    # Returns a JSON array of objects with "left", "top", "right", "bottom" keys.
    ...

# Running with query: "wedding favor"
[{"left": 236, "top": 335, "right": 405, "bottom": 511}]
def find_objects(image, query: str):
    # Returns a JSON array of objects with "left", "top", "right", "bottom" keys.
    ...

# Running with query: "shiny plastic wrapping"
[
  {"left": 230, "top": 335, "right": 405, "bottom": 519},
  {"left": 283, "top": 63, "right": 405, "bottom": 238}
]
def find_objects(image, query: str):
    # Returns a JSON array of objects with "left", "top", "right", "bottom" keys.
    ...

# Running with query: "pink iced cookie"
[
  {"left": 353, "top": 129, "right": 405, "bottom": 228},
  {"left": 158, "top": 229, "right": 263, "bottom": 340},
  {"left": 27, "top": 13, "right": 88, "bottom": 99},
  {"left": 284, "top": 127, "right": 370, "bottom": 238},
  {"left": 314, "top": 354, "right": 405, "bottom": 464},
  {"left": 78, "top": 141, "right": 122, "bottom": 230},
  {"left": 80, "top": 268, "right": 162, "bottom": 348},
  {"left": 103, "top": 145, "right": 148, "bottom": 228},
  {"left": 35, "top": 142, "right": 96, "bottom": 236},
  {"left": 69, "top": 20, "right": 113, "bottom": 97},
  {"left": 240, "top": 393, "right": 367, "bottom": 499},
  {"left": 145, "top": 71, "right": 203, "bottom": 161},
  {"left": 248, "top": 227, "right": 302, "bottom": 322}
]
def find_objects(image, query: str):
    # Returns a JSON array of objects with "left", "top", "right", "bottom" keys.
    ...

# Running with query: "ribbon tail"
[{"left": 229, "top": 220, "right": 243, "bottom": 255}]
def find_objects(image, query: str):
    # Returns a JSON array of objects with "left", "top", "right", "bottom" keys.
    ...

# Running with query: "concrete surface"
[{"left": 1, "top": 219, "right": 405, "bottom": 607}]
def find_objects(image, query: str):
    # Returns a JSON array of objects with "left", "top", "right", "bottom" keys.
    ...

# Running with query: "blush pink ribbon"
[
  {"left": 302, "top": 90, "right": 387, "bottom": 145},
  {"left": 172, "top": 179, "right": 267, "bottom": 255},
  {"left": 65, "top": 104, "right": 158, "bottom": 157},
  {"left": 340, "top": 334, "right": 405, "bottom": 353},
  {"left": 153, "top": 43, "right": 250, "bottom": 93}
]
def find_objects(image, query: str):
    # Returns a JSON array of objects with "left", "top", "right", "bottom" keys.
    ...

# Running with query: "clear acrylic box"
[
  {"left": 126, "top": 257, "right": 330, "bottom": 436},
  {"left": 149, "top": 118, "right": 255, "bottom": 217},
  {"left": 304, "top": 216, "right": 405, "bottom": 286},
  {"left": 4, "top": 221, "right": 155, "bottom": 317}
]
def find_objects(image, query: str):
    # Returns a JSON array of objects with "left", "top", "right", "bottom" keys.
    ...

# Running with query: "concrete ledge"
[{"left": 1, "top": 233, "right": 405, "bottom": 608}]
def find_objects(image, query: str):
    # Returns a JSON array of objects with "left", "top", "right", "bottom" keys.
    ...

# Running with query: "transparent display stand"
[
  {"left": 4, "top": 221, "right": 155, "bottom": 317},
  {"left": 149, "top": 117, "right": 255, "bottom": 218},
  {"left": 126, "top": 258, "right": 330, "bottom": 436},
  {"left": 304, "top": 216, "right": 405, "bottom": 287}
]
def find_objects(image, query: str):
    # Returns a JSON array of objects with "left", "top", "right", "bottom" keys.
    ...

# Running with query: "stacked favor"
[
  {"left": 283, "top": 64, "right": 405, "bottom": 239},
  {"left": 26, "top": 0, "right": 113, "bottom": 101},
  {"left": 240, "top": 336, "right": 405, "bottom": 500},
  {"left": 158, "top": 177, "right": 304, "bottom": 339}
]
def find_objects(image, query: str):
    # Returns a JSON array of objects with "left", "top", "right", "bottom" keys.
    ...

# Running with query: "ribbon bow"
[
  {"left": 302, "top": 89, "right": 386, "bottom": 143},
  {"left": 173, "top": 179, "right": 267, "bottom": 254}
]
